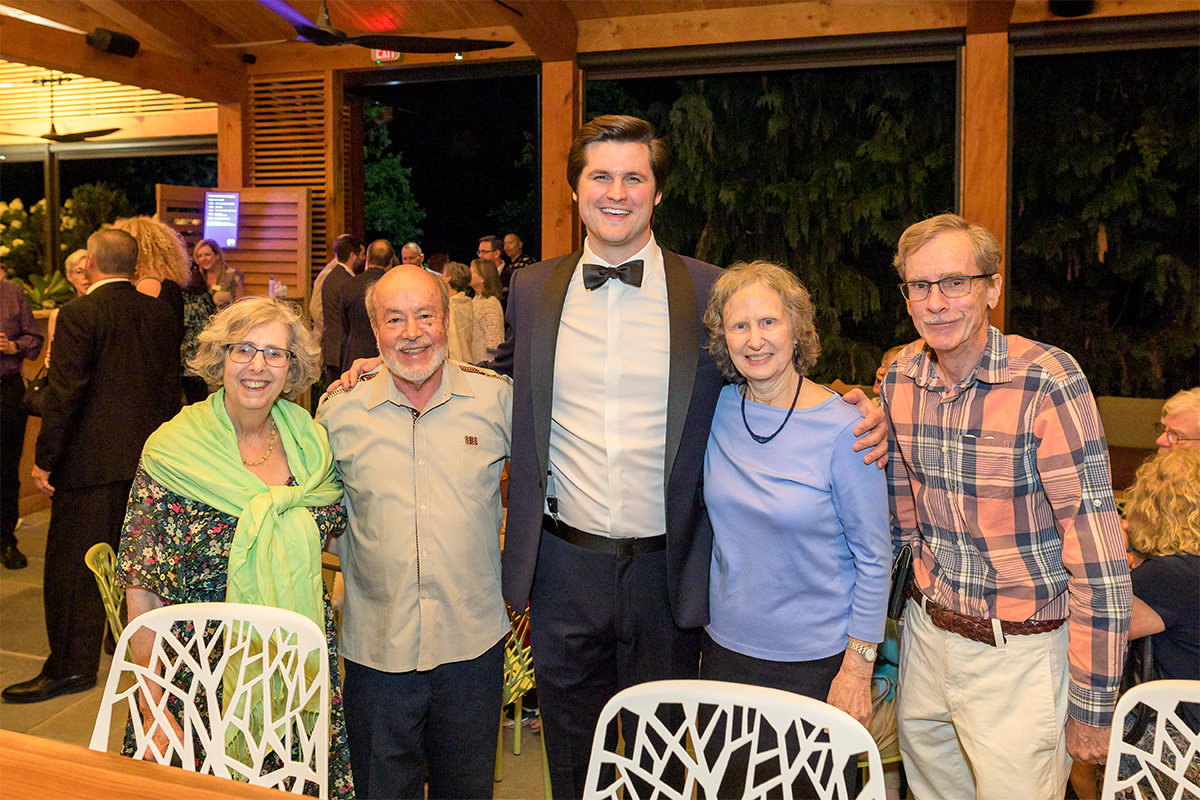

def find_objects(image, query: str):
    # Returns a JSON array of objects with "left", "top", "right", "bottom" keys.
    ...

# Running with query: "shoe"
[
  {"left": 503, "top": 707, "right": 539, "bottom": 728},
  {"left": 2, "top": 673, "right": 96, "bottom": 703},
  {"left": 1, "top": 544, "right": 27, "bottom": 570}
]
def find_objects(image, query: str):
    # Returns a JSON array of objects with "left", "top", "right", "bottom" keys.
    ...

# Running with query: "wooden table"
[{"left": 0, "top": 730, "right": 285, "bottom": 800}]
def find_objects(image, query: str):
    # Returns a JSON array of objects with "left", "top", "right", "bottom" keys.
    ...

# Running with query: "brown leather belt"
[
  {"left": 907, "top": 581, "right": 1066, "bottom": 646},
  {"left": 542, "top": 515, "right": 666, "bottom": 556}
]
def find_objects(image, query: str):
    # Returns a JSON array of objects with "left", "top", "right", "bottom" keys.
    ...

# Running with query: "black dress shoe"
[
  {"left": 2, "top": 673, "right": 96, "bottom": 703},
  {"left": 0, "top": 544, "right": 27, "bottom": 570}
]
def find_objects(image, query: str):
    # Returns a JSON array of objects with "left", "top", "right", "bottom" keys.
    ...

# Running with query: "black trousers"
[
  {"left": 529, "top": 526, "right": 701, "bottom": 800},
  {"left": 700, "top": 632, "right": 857, "bottom": 799},
  {"left": 342, "top": 638, "right": 504, "bottom": 800},
  {"left": 42, "top": 479, "right": 131, "bottom": 678},
  {"left": 0, "top": 374, "right": 27, "bottom": 550}
]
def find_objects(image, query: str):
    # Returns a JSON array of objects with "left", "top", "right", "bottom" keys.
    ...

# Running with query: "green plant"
[
  {"left": 12, "top": 270, "right": 76, "bottom": 309},
  {"left": 363, "top": 102, "right": 426, "bottom": 244}
]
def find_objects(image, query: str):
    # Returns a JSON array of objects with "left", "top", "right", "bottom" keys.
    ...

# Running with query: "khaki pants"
[{"left": 897, "top": 597, "right": 1071, "bottom": 800}]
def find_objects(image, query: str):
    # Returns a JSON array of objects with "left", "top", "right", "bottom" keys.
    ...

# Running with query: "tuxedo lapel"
[
  {"left": 530, "top": 249, "right": 582, "bottom": 477},
  {"left": 662, "top": 249, "right": 699, "bottom": 492}
]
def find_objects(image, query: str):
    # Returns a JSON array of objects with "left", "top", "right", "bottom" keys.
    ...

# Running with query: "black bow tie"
[{"left": 581, "top": 259, "right": 644, "bottom": 291}]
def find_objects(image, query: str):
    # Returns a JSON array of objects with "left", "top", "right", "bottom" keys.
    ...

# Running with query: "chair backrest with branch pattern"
[
  {"left": 89, "top": 602, "right": 329, "bottom": 798},
  {"left": 1101, "top": 679, "right": 1200, "bottom": 800},
  {"left": 583, "top": 679, "right": 883, "bottom": 800}
]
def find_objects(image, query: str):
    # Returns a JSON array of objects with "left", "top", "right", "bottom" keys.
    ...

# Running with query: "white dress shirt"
[{"left": 549, "top": 235, "right": 671, "bottom": 538}]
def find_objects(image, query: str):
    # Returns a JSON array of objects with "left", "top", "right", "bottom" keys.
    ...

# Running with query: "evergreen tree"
[{"left": 363, "top": 102, "right": 426, "bottom": 245}]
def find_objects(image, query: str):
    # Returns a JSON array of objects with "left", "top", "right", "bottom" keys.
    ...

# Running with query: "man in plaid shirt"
[{"left": 881, "top": 214, "right": 1131, "bottom": 799}]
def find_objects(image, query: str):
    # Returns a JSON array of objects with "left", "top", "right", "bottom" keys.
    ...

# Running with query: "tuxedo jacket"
[
  {"left": 339, "top": 266, "right": 386, "bottom": 373},
  {"left": 35, "top": 280, "right": 182, "bottom": 491},
  {"left": 491, "top": 247, "right": 724, "bottom": 629}
]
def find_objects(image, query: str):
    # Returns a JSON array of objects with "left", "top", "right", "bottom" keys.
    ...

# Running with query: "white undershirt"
[{"left": 549, "top": 235, "right": 671, "bottom": 538}]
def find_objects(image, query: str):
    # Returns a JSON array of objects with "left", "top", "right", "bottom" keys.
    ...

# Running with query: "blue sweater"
[{"left": 704, "top": 384, "right": 890, "bottom": 661}]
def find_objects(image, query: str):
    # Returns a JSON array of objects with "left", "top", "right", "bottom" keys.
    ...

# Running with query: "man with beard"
[{"left": 316, "top": 267, "right": 511, "bottom": 800}]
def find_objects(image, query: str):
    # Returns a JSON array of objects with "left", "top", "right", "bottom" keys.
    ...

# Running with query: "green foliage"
[
  {"left": 1011, "top": 48, "right": 1199, "bottom": 398},
  {"left": 363, "top": 102, "right": 426, "bottom": 244},
  {"left": 590, "top": 65, "right": 957, "bottom": 384},
  {"left": 12, "top": 270, "right": 76, "bottom": 310},
  {"left": 487, "top": 130, "right": 540, "bottom": 257},
  {"left": 0, "top": 184, "right": 135, "bottom": 283}
]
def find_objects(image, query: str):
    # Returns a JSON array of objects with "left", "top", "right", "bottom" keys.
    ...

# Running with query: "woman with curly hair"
[
  {"left": 468, "top": 257, "right": 504, "bottom": 362},
  {"left": 112, "top": 217, "right": 215, "bottom": 403},
  {"left": 194, "top": 238, "right": 246, "bottom": 311},
  {"left": 441, "top": 261, "right": 475, "bottom": 363},
  {"left": 1124, "top": 447, "right": 1200, "bottom": 693}
]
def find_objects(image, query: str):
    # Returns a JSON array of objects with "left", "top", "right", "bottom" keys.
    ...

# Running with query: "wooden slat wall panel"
[
  {"left": 248, "top": 74, "right": 329, "bottom": 284},
  {"left": 156, "top": 183, "right": 312, "bottom": 308},
  {"left": 0, "top": 59, "right": 212, "bottom": 124}
]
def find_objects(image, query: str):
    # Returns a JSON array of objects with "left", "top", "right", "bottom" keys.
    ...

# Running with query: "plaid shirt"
[{"left": 883, "top": 326, "right": 1131, "bottom": 727}]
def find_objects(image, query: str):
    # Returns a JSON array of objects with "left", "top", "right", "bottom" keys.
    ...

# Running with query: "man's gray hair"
[{"left": 893, "top": 213, "right": 1002, "bottom": 280}]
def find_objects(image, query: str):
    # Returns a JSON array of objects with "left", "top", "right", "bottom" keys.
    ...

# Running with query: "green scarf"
[{"left": 140, "top": 389, "right": 342, "bottom": 769}]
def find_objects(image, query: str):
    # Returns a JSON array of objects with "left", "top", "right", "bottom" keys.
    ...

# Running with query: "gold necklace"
[{"left": 240, "top": 419, "right": 276, "bottom": 467}]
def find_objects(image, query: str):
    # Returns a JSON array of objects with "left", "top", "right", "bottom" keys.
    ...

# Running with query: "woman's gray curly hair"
[
  {"left": 704, "top": 260, "right": 821, "bottom": 383},
  {"left": 188, "top": 297, "right": 320, "bottom": 400}
]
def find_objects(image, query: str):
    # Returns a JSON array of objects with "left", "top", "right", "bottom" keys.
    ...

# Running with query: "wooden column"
[
  {"left": 541, "top": 60, "right": 582, "bottom": 258},
  {"left": 324, "top": 70, "right": 346, "bottom": 266},
  {"left": 217, "top": 102, "right": 249, "bottom": 188},
  {"left": 961, "top": 30, "right": 1010, "bottom": 329},
  {"left": 345, "top": 95, "right": 366, "bottom": 240}
]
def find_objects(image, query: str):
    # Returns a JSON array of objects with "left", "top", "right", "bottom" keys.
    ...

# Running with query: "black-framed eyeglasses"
[
  {"left": 477, "top": 247, "right": 495, "bottom": 255},
  {"left": 225, "top": 342, "right": 293, "bottom": 368},
  {"left": 1153, "top": 421, "right": 1200, "bottom": 445},
  {"left": 898, "top": 274, "right": 992, "bottom": 301}
]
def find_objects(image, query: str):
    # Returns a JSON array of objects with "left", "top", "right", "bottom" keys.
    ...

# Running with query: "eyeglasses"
[
  {"left": 477, "top": 247, "right": 495, "bottom": 255},
  {"left": 1154, "top": 421, "right": 1200, "bottom": 446},
  {"left": 225, "top": 342, "right": 293, "bottom": 368},
  {"left": 898, "top": 274, "right": 992, "bottom": 301}
]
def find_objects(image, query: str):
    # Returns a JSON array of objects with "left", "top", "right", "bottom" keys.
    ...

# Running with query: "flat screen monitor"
[{"left": 203, "top": 191, "right": 240, "bottom": 249}]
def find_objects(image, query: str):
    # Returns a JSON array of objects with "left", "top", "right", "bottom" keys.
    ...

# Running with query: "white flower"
[
  {"left": 63, "top": 199, "right": 73, "bottom": 209},
  {"left": 10, "top": 198, "right": 23, "bottom": 211},
  {"left": 11, "top": 238, "right": 24, "bottom": 248},
  {"left": 0, "top": 223, "right": 6, "bottom": 233},
  {"left": 60, "top": 217, "right": 76, "bottom": 230},
  {"left": 10, "top": 219, "right": 21, "bottom": 230},
  {"left": 0, "top": 202, "right": 8, "bottom": 213},
  {"left": 0, "top": 246, "right": 9, "bottom": 257},
  {"left": 32, "top": 198, "right": 45, "bottom": 210},
  {"left": 60, "top": 243, "right": 68, "bottom": 250}
]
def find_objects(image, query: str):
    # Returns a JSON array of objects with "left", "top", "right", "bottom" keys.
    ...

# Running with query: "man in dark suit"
[
  {"left": 2, "top": 228, "right": 181, "bottom": 703},
  {"left": 491, "top": 115, "right": 887, "bottom": 797},
  {"left": 317, "top": 234, "right": 365, "bottom": 386},
  {"left": 337, "top": 239, "right": 393, "bottom": 374}
]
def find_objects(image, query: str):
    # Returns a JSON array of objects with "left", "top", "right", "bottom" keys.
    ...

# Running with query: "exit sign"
[{"left": 372, "top": 49, "right": 401, "bottom": 62}]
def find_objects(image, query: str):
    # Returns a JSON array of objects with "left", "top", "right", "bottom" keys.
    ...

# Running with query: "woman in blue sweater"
[{"left": 700, "top": 261, "right": 890, "bottom": 730}]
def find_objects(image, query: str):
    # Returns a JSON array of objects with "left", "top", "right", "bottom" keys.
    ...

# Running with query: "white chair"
[
  {"left": 1101, "top": 679, "right": 1200, "bottom": 800},
  {"left": 582, "top": 679, "right": 884, "bottom": 800},
  {"left": 90, "top": 601, "right": 330, "bottom": 798}
]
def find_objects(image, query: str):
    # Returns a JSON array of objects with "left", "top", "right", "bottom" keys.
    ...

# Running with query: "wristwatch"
[{"left": 847, "top": 640, "right": 877, "bottom": 662}]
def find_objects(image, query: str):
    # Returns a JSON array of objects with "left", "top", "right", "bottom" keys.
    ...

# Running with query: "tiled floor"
[{"left": 0, "top": 508, "right": 550, "bottom": 799}]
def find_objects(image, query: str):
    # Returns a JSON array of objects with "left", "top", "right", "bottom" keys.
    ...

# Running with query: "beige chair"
[{"left": 90, "top": 601, "right": 330, "bottom": 798}]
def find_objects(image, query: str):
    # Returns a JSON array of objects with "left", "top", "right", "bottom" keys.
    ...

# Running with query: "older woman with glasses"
[
  {"left": 117, "top": 297, "right": 353, "bottom": 798},
  {"left": 700, "top": 260, "right": 890, "bottom": 792}
]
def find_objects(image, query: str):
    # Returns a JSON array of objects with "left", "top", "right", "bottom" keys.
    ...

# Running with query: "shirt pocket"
[
  {"left": 459, "top": 434, "right": 506, "bottom": 500},
  {"left": 960, "top": 433, "right": 1019, "bottom": 499}
]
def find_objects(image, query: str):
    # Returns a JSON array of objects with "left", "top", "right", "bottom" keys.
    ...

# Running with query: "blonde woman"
[
  {"left": 441, "top": 261, "right": 475, "bottom": 363},
  {"left": 43, "top": 249, "right": 91, "bottom": 368}
]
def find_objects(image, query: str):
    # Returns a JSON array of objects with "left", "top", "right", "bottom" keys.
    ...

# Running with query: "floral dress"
[{"left": 118, "top": 465, "right": 354, "bottom": 800}]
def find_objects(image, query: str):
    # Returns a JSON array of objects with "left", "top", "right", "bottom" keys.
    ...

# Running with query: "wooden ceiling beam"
[
  {"left": 78, "top": 0, "right": 248, "bottom": 72},
  {"left": 966, "top": 0, "right": 1015, "bottom": 34},
  {"left": 577, "top": 1, "right": 966, "bottom": 52},
  {"left": 495, "top": 1, "right": 577, "bottom": 62},
  {"left": 0, "top": 15, "right": 243, "bottom": 103}
]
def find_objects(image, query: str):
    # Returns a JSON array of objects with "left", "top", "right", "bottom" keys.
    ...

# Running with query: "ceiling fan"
[
  {"left": 0, "top": 75, "right": 120, "bottom": 144},
  {"left": 216, "top": 0, "right": 512, "bottom": 54}
]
